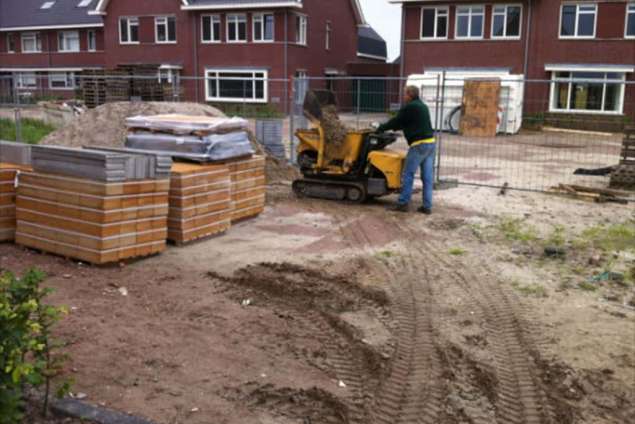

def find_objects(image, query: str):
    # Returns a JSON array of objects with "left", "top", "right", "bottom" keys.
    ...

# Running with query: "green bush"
[
  {"left": 0, "top": 118, "right": 56, "bottom": 145},
  {"left": 0, "top": 269, "right": 69, "bottom": 423},
  {"left": 209, "top": 102, "right": 284, "bottom": 119}
]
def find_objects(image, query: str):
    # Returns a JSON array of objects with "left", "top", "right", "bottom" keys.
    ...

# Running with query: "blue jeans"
[{"left": 398, "top": 143, "right": 436, "bottom": 209}]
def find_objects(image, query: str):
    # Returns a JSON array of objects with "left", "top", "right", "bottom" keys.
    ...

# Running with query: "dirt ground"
[{"left": 4, "top": 181, "right": 633, "bottom": 424}]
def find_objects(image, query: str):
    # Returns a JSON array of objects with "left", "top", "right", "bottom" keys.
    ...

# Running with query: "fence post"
[
  {"left": 435, "top": 71, "right": 447, "bottom": 184},
  {"left": 356, "top": 79, "right": 361, "bottom": 130},
  {"left": 289, "top": 77, "right": 296, "bottom": 164},
  {"left": 171, "top": 73, "right": 179, "bottom": 102},
  {"left": 14, "top": 108, "right": 22, "bottom": 143}
]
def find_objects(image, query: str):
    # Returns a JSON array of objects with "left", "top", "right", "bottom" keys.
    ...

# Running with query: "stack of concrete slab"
[
  {"left": 224, "top": 155, "right": 266, "bottom": 222},
  {"left": 0, "top": 141, "right": 32, "bottom": 166},
  {"left": 32, "top": 146, "right": 171, "bottom": 182},
  {"left": 125, "top": 114, "right": 254, "bottom": 162},
  {"left": 16, "top": 172, "right": 169, "bottom": 264},
  {"left": 168, "top": 163, "right": 232, "bottom": 245}
]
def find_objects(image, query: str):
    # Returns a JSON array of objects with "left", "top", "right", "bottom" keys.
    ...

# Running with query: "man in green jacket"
[{"left": 377, "top": 85, "right": 436, "bottom": 214}]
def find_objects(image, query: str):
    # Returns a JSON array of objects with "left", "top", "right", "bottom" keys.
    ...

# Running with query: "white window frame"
[
  {"left": 6, "top": 33, "right": 16, "bottom": 53},
  {"left": 420, "top": 6, "right": 449, "bottom": 40},
  {"left": 205, "top": 69, "right": 268, "bottom": 103},
  {"left": 87, "top": 30, "right": 97, "bottom": 51},
  {"left": 201, "top": 14, "right": 221, "bottom": 43},
  {"left": 155, "top": 16, "right": 177, "bottom": 44},
  {"left": 226, "top": 14, "right": 247, "bottom": 43},
  {"left": 49, "top": 72, "right": 77, "bottom": 90},
  {"left": 455, "top": 5, "right": 485, "bottom": 40},
  {"left": 21, "top": 32, "right": 42, "bottom": 53},
  {"left": 296, "top": 14, "right": 307, "bottom": 45},
  {"left": 548, "top": 72, "right": 626, "bottom": 115},
  {"left": 626, "top": 3, "right": 635, "bottom": 39},
  {"left": 15, "top": 72, "right": 37, "bottom": 89},
  {"left": 559, "top": 3, "right": 597, "bottom": 39},
  {"left": 325, "top": 21, "right": 332, "bottom": 49},
  {"left": 57, "top": 30, "right": 80, "bottom": 52},
  {"left": 491, "top": 4, "right": 523, "bottom": 39},
  {"left": 119, "top": 17, "right": 139, "bottom": 44},
  {"left": 253, "top": 12, "right": 274, "bottom": 43}
]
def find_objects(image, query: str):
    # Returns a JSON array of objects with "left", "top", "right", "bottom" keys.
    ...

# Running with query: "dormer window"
[{"left": 41, "top": 1, "right": 55, "bottom": 9}]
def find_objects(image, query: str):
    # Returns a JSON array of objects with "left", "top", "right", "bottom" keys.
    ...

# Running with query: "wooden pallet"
[
  {"left": 15, "top": 171, "right": 169, "bottom": 264},
  {"left": 168, "top": 163, "right": 232, "bottom": 245}
]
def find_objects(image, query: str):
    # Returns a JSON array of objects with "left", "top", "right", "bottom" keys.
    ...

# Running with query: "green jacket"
[{"left": 378, "top": 98, "right": 434, "bottom": 146}]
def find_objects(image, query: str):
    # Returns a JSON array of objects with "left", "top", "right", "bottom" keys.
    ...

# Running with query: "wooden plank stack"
[
  {"left": 168, "top": 163, "right": 232, "bottom": 245},
  {"left": 226, "top": 155, "right": 266, "bottom": 222},
  {"left": 15, "top": 172, "right": 169, "bottom": 264},
  {"left": 610, "top": 125, "right": 635, "bottom": 189}
]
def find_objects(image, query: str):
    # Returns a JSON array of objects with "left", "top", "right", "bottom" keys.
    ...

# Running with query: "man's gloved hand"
[{"left": 370, "top": 122, "right": 381, "bottom": 131}]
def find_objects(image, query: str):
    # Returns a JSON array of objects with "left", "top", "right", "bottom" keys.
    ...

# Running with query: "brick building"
[
  {"left": 0, "top": 0, "right": 388, "bottom": 105},
  {"left": 391, "top": 0, "right": 635, "bottom": 125}
]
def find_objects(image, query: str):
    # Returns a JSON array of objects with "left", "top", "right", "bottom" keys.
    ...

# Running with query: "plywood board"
[{"left": 460, "top": 80, "right": 501, "bottom": 138}]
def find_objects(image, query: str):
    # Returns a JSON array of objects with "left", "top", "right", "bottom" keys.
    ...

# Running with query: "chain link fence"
[{"left": 0, "top": 72, "right": 632, "bottom": 194}]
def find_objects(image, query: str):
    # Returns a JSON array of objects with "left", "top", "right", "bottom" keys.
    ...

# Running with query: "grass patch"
[
  {"left": 574, "top": 221, "right": 635, "bottom": 252},
  {"left": 510, "top": 280, "right": 548, "bottom": 297},
  {"left": 578, "top": 281, "right": 598, "bottom": 292},
  {"left": 498, "top": 217, "right": 538, "bottom": 243},
  {"left": 448, "top": 247, "right": 466, "bottom": 256},
  {"left": 0, "top": 117, "right": 55, "bottom": 144},
  {"left": 546, "top": 225, "right": 566, "bottom": 247},
  {"left": 375, "top": 250, "right": 396, "bottom": 259}
]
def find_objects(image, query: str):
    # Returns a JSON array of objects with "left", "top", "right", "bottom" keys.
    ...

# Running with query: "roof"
[
  {"left": 357, "top": 26, "right": 387, "bottom": 61},
  {"left": 0, "top": 0, "right": 102, "bottom": 31}
]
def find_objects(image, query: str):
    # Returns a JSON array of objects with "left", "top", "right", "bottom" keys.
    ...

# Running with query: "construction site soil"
[{"left": 4, "top": 181, "right": 633, "bottom": 424}]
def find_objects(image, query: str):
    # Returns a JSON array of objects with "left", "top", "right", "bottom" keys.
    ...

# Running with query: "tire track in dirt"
[
  {"left": 394, "top": 216, "right": 562, "bottom": 424},
  {"left": 328, "top": 206, "right": 445, "bottom": 424}
]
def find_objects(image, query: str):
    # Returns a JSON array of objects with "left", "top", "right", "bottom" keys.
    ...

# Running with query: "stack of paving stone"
[
  {"left": 15, "top": 146, "right": 170, "bottom": 264},
  {"left": 224, "top": 155, "right": 266, "bottom": 222},
  {"left": 168, "top": 163, "right": 232, "bottom": 245},
  {"left": 0, "top": 141, "right": 33, "bottom": 241}
]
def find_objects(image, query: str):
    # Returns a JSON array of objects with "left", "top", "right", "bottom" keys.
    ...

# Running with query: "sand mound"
[{"left": 41, "top": 102, "right": 225, "bottom": 148}]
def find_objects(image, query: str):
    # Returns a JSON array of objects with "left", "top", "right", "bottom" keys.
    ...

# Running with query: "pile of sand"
[
  {"left": 40, "top": 101, "right": 299, "bottom": 183},
  {"left": 40, "top": 102, "right": 225, "bottom": 148}
]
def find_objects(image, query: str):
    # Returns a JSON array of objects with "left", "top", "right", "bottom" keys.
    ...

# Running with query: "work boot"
[
  {"left": 417, "top": 206, "right": 432, "bottom": 215},
  {"left": 388, "top": 203, "right": 409, "bottom": 212}
]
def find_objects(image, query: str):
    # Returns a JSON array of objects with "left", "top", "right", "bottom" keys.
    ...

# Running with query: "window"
[
  {"left": 205, "top": 69, "right": 267, "bottom": 103},
  {"left": 58, "top": 31, "right": 80, "bottom": 52},
  {"left": 492, "top": 5, "right": 522, "bottom": 38},
  {"left": 119, "top": 17, "right": 139, "bottom": 44},
  {"left": 626, "top": 3, "right": 635, "bottom": 38},
  {"left": 296, "top": 15, "right": 307, "bottom": 45},
  {"left": 6, "top": 34, "right": 16, "bottom": 53},
  {"left": 202, "top": 15, "right": 221, "bottom": 42},
  {"left": 87, "top": 30, "right": 97, "bottom": 51},
  {"left": 78, "top": 0, "right": 92, "bottom": 7},
  {"left": 226, "top": 14, "right": 247, "bottom": 42},
  {"left": 21, "top": 33, "right": 42, "bottom": 53},
  {"left": 455, "top": 5, "right": 484, "bottom": 39},
  {"left": 155, "top": 16, "right": 177, "bottom": 43},
  {"left": 158, "top": 68, "right": 179, "bottom": 84},
  {"left": 420, "top": 7, "right": 448, "bottom": 39},
  {"left": 560, "top": 4, "right": 596, "bottom": 38},
  {"left": 41, "top": 1, "right": 55, "bottom": 9},
  {"left": 325, "top": 21, "right": 332, "bottom": 49},
  {"left": 49, "top": 72, "right": 76, "bottom": 90},
  {"left": 253, "top": 13, "right": 274, "bottom": 42},
  {"left": 16, "top": 73, "right": 37, "bottom": 89},
  {"left": 550, "top": 72, "right": 625, "bottom": 114}
]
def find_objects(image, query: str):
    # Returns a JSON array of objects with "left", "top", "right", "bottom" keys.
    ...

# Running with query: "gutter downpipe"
[
  {"left": 193, "top": 13, "right": 200, "bottom": 103},
  {"left": 522, "top": 0, "right": 533, "bottom": 116}
]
